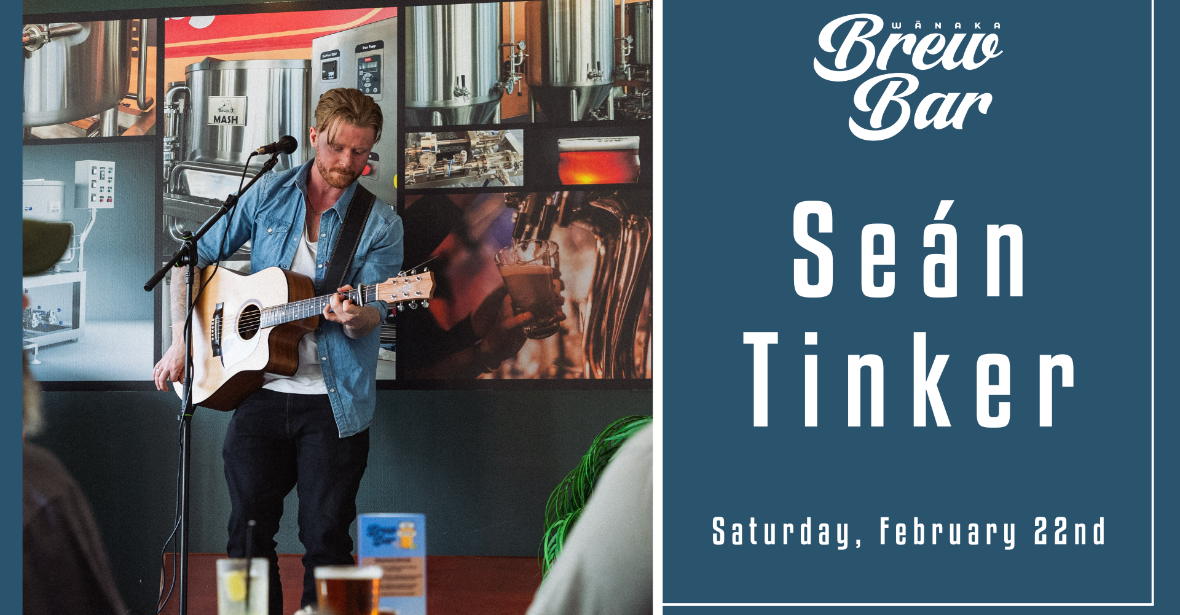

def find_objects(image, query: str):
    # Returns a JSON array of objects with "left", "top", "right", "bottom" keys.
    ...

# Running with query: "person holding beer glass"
[
  {"left": 493, "top": 239, "right": 564, "bottom": 340},
  {"left": 397, "top": 194, "right": 566, "bottom": 379}
]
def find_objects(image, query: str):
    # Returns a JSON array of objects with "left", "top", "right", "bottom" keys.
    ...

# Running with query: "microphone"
[{"left": 254, "top": 135, "right": 298, "bottom": 155}]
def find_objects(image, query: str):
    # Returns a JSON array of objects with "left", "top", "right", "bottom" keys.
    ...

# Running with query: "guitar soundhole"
[{"left": 238, "top": 304, "right": 261, "bottom": 340}]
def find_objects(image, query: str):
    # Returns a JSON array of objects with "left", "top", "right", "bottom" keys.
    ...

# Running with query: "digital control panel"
[
  {"left": 320, "top": 49, "right": 340, "bottom": 82},
  {"left": 356, "top": 41, "right": 384, "bottom": 99}
]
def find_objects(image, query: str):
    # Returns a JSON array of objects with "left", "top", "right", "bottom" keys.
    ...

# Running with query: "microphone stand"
[{"left": 144, "top": 152, "right": 281, "bottom": 615}]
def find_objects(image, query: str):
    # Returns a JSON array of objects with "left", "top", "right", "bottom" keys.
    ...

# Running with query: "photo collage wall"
[{"left": 22, "top": 1, "right": 654, "bottom": 389}]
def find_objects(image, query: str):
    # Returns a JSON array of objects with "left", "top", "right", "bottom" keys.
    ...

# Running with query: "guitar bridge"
[{"left": 211, "top": 302, "right": 224, "bottom": 364}]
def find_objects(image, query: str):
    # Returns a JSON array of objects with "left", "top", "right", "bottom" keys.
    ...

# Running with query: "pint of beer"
[
  {"left": 557, "top": 136, "right": 641, "bottom": 184},
  {"left": 494, "top": 240, "right": 563, "bottom": 340},
  {"left": 315, "top": 566, "right": 383, "bottom": 615}
]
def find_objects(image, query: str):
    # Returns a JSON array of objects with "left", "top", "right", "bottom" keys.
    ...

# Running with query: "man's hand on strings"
[{"left": 325, "top": 284, "right": 382, "bottom": 339}]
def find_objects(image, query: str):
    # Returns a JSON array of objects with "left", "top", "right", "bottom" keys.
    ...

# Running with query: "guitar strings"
[
  {"left": 224, "top": 286, "right": 374, "bottom": 327},
  {"left": 218, "top": 284, "right": 385, "bottom": 329},
  {"left": 216, "top": 277, "right": 424, "bottom": 330}
]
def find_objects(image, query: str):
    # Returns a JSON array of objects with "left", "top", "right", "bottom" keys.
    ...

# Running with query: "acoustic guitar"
[{"left": 175, "top": 266, "right": 435, "bottom": 410}]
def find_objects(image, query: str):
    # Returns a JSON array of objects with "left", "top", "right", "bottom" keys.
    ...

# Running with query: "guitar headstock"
[{"left": 378, "top": 271, "right": 436, "bottom": 311}]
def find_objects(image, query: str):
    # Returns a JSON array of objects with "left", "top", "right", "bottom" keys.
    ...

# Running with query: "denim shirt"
[{"left": 196, "top": 159, "right": 403, "bottom": 437}]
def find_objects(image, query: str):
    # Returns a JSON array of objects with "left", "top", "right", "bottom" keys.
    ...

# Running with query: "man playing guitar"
[{"left": 153, "top": 88, "right": 401, "bottom": 615}]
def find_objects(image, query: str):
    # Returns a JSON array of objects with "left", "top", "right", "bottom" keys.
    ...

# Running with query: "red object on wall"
[{"left": 164, "top": 8, "right": 397, "bottom": 57}]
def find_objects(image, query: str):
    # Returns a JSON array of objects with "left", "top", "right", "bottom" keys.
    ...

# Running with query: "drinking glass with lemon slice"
[{"left": 216, "top": 558, "right": 268, "bottom": 615}]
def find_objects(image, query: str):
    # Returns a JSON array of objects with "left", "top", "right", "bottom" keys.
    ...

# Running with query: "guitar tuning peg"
[
  {"left": 410, "top": 268, "right": 418, "bottom": 275},
  {"left": 421, "top": 299, "right": 429, "bottom": 308},
  {"left": 398, "top": 271, "right": 406, "bottom": 277},
  {"left": 396, "top": 303, "right": 405, "bottom": 312},
  {"left": 409, "top": 300, "right": 419, "bottom": 309}
]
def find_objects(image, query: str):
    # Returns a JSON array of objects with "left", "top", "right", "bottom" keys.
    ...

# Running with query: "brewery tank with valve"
[
  {"left": 23, "top": 19, "right": 154, "bottom": 136},
  {"left": 628, "top": 1, "right": 652, "bottom": 71},
  {"left": 525, "top": 0, "right": 615, "bottom": 122},
  {"left": 606, "top": 0, "right": 653, "bottom": 120},
  {"left": 405, "top": 4, "right": 504, "bottom": 126}
]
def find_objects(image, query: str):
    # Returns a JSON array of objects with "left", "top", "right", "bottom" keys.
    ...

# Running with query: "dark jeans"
[{"left": 223, "top": 389, "right": 370, "bottom": 615}]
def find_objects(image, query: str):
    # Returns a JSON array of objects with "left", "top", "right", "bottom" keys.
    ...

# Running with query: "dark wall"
[{"left": 34, "top": 388, "right": 651, "bottom": 613}]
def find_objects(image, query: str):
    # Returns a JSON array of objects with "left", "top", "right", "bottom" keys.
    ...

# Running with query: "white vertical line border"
[
  {"left": 1149, "top": 0, "right": 1155, "bottom": 606},
  {"left": 652, "top": 0, "right": 664, "bottom": 614}
]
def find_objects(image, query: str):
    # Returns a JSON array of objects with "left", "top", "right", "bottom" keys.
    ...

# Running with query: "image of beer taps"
[
  {"left": 405, "top": 130, "right": 525, "bottom": 189},
  {"left": 23, "top": 18, "right": 158, "bottom": 139},
  {"left": 396, "top": 190, "right": 651, "bottom": 381}
]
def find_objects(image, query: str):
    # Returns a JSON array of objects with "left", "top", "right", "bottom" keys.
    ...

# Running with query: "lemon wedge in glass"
[{"left": 226, "top": 570, "right": 248, "bottom": 602}]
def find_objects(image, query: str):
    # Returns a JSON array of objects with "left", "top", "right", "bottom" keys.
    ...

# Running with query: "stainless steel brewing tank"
[
  {"left": 183, "top": 58, "right": 310, "bottom": 173},
  {"left": 405, "top": 4, "right": 503, "bottom": 126},
  {"left": 525, "top": 0, "right": 615, "bottom": 121},
  {"left": 628, "top": 1, "right": 652, "bottom": 68},
  {"left": 23, "top": 21, "right": 131, "bottom": 127}
]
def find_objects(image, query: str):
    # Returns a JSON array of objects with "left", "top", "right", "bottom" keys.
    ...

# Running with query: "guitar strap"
[{"left": 319, "top": 183, "right": 377, "bottom": 295}]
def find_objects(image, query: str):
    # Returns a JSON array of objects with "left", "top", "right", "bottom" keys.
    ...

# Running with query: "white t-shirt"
[{"left": 262, "top": 225, "right": 329, "bottom": 395}]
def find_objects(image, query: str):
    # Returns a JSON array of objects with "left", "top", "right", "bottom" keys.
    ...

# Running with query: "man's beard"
[{"left": 317, "top": 158, "right": 358, "bottom": 189}]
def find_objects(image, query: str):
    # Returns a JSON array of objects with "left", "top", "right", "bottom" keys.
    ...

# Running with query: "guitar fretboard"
[{"left": 259, "top": 284, "right": 382, "bottom": 328}]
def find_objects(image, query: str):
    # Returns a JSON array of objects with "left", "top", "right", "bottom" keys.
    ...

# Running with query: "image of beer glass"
[
  {"left": 315, "top": 565, "right": 383, "bottom": 615},
  {"left": 494, "top": 240, "right": 564, "bottom": 340},
  {"left": 216, "top": 558, "right": 268, "bottom": 615},
  {"left": 557, "top": 136, "right": 641, "bottom": 184}
]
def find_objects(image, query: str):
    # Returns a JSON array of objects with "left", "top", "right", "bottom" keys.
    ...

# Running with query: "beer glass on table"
[
  {"left": 557, "top": 136, "right": 641, "bottom": 184},
  {"left": 494, "top": 240, "right": 563, "bottom": 340},
  {"left": 315, "top": 565, "right": 383, "bottom": 615},
  {"left": 216, "top": 558, "right": 268, "bottom": 615}
]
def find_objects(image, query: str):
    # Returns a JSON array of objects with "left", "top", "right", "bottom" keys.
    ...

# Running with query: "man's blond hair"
[{"left": 314, "top": 88, "right": 383, "bottom": 144}]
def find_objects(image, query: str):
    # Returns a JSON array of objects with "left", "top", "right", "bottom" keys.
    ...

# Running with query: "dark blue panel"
[{"left": 664, "top": 0, "right": 1173, "bottom": 608}]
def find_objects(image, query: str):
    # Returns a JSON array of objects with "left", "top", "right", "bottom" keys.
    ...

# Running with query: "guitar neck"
[{"left": 261, "top": 283, "right": 383, "bottom": 328}]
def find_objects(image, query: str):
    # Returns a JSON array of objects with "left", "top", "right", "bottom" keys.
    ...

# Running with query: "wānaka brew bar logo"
[
  {"left": 366, "top": 521, "right": 419, "bottom": 549},
  {"left": 366, "top": 523, "right": 399, "bottom": 548},
  {"left": 814, "top": 15, "right": 1002, "bottom": 141}
]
